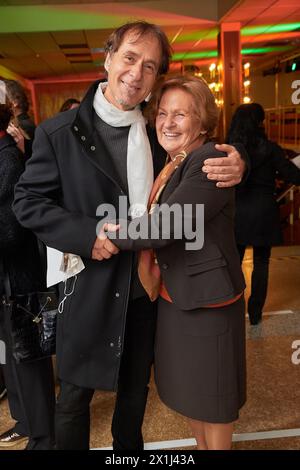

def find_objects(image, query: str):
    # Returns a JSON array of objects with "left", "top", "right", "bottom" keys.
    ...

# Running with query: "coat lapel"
[
  {"left": 70, "top": 80, "right": 166, "bottom": 193},
  {"left": 71, "top": 81, "right": 127, "bottom": 193}
]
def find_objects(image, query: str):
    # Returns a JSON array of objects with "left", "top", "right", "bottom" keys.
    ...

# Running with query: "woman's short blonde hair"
[{"left": 145, "top": 74, "right": 219, "bottom": 139}]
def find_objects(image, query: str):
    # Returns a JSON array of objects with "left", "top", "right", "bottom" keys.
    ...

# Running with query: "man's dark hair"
[
  {"left": 3, "top": 79, "right": 29, "bottom": 114},
  {"left": 104, "top": 21, "right": 172, "bottom": 75},
  {"left": 0, "top": 104, "right": 13, "bottom": 131}
]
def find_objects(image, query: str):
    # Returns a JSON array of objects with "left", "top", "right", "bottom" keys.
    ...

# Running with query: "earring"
[
  {"left": 199, "top": 130, "right": 207, "bottom": 135},
  {"left": 145, "top": 92, "right": 151, "bottom": 102}
]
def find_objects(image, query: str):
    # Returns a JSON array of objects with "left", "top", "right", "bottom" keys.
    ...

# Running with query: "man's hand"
[
  {"left": 202, "top": 144, "right": 246, "bottom": 188},
  {"left": 92, "top": 223, "right": 120, "bottom": 261}
]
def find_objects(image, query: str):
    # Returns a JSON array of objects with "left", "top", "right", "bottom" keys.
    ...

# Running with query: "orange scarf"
[{"left": 137, "top": 151, "right": 187, "bottom": 301}]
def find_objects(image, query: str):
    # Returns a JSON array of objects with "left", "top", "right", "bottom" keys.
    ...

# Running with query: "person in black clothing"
[
  {"left": 0, "top": 367, "right": 6, "bottom": 401},
  {"left": 0, "top": 103, "right": 55, "bottom": 449},
  {"left": 227, "top": 103, "right": 300, "bottom": 325},
  {"left": 3, "top": 79, "right": 35, "bottom": 159}
]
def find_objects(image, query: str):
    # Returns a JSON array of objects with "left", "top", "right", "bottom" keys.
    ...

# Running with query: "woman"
[
  {"left": 0, "top": 103, "right": 55, "bottom": 449},
  {"left": 227, "top": 103, "right": 300, "bottom": 325},
  {"left": 3, "top": 79, "right": 35, "bottom": 159},
  {"left": 102, "top": 76, "right": 246, "bottom": 450}
]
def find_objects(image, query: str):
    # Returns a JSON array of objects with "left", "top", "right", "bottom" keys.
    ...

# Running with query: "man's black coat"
[{"left": 14, "top": 81, "right": 165, "bottom": 390}]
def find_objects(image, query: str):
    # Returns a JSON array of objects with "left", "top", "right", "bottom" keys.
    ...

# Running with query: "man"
[{"left": 13, "top": 22, "right": 246, "bottom": 450}]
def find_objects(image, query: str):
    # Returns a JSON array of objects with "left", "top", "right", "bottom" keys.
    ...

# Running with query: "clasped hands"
[{"left": 92, "top": 223, "right": 120, "bottom": 261}]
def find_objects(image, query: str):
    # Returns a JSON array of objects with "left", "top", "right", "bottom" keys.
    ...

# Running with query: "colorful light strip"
[
  {"left": 172, "top": 23, "right": 300, "bottom": 44},
  {"left": 0, "top": 5, "right": 212, "bottom": 33},
  {"left": 172, "top": 51, "right": 218, "bottom": 61},
  {"left": 173, "top": 29, "right": 218, "bottom": 43},
  {"left": 242, "top": 22, "right": 300, "bottom": 36},
  {"left": 242, "top": 46, "right": 293, "bottom": 54},
  {"left": 172, "top": 45, "right": 293, "bottom": 61}
]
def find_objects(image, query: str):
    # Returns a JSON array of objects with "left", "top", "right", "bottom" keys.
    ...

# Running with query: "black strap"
[
  {"left": 0, "top": 257, "right": 11, "bottom": 299},
  {"left": 37, "top": 239, "right": 47, "bottom": 281},
  {"left": 4, "top": 268, "right": 11, "bottom": 299}
]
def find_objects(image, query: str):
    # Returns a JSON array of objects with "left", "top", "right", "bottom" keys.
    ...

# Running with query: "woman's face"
[{"left": 156, "top": 87, "right": 205, "bottom": 158}]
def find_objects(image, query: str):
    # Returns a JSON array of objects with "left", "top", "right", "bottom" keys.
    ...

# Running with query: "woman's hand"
[
  {"left": 7, "top": 122, "right": 26, "bottom": 154},
  {"left": 202, "top": 144, "right": 245, "bottom": 188}
]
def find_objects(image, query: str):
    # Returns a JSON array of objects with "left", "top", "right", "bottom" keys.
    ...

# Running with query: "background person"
[
  {"left": 0, "top": 103, "right": 55, "bottom": 449},
  {"left": 3, "top": 79, "right": 35, "bottom": 159},
  {"left": 59, "top": 98, "right": 80, "bottom": 113},
  {"left": 227, "top": 103, "right": 300, "bottom": 325}
]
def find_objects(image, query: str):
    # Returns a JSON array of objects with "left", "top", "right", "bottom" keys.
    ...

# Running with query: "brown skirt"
[{"left": 154, "top": 295, "right": 246, "bottom": 423}]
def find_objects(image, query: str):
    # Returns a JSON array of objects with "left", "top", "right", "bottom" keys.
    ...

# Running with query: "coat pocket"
[
  {"left": 184, "top": 244, "right": 234, "bottom": 303},
  {"left": 185, "top": 244, "right": 227, "bottom": 276}
]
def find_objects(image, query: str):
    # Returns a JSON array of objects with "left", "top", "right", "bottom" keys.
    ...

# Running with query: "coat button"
[
  {"left": 115, "top": 292, "right": 120, "bottom": 298},
  {"left": 81, "top": 135, "right": 86, "bottom": 141},
  {"left": 116, "top": 352, "right": 121, "bottom": 358},
  {"left": 90, "top": 145, "right": 96, "bottom": 151},
  {"left": 74, "top": 126, "right": 78, "bottom": 131},
  {"left": 162, "top": 263, "right": 169, "bottom": 270},
  {"left": 110, "top": 342, "right": 114, "bottom": 347}
]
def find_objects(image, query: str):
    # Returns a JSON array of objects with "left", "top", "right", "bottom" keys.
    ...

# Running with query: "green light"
[
  {"left": 172, "top": 45, "right": 292, "bottom": 61},
  {"left": 173, "top": 29, "right": 218, "bottom": 44},
  {"left": 172, "top": 51, "right": 218, "bottom": 61},
  {"left": 242, "top": 46, "right": 292, "bottom": 54},
  {"left": 0, "top": 6, "right": 128, "bottom": 33},
  {"left": 292, "top": 62, "right": 297, "bottom": 71},
  {"left": 172, "top": 22, "right": 300, "bottom": 44},
  {"left": 242, "top": 22, "right": 300, "bottom": 36}
]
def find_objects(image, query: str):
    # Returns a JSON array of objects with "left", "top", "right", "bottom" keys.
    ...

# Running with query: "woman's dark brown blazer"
[{"left": 111, "top": 141, "right": 245, "bottom": 310}]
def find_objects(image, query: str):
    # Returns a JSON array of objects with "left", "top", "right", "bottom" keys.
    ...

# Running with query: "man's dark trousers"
[{"left": 55, "top": 296, "right": 157, "bottom": 450}]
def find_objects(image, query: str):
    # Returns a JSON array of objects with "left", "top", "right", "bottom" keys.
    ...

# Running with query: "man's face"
[{"left": 104, "top": 30, "right": 162, "bottom": 110}]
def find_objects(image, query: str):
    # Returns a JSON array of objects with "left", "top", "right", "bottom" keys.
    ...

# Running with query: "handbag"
[{"left": 1, "top": 244, "right": 58, "bottom": 363}]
